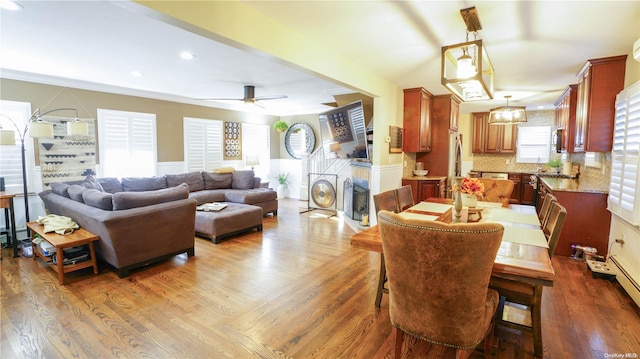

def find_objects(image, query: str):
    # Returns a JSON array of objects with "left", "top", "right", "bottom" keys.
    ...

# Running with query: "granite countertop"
[
  {"left": 402, "top": 175, "right": 448, "bottom": 180},
  {"left": 539, "top": 177, "right": 609, "bottom": 194}
]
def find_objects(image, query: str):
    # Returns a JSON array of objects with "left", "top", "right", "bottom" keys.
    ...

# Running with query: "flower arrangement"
[{"left": 453, "top": 177, "right": 485, "bottom": 196}]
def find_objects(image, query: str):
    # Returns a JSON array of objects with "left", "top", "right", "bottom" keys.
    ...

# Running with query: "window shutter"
[
  {"left": 516, "top": 126, "right": 551, "bottom": 164},
  {"left": 98, "top": 109, "right": 157, "bottom": 178},
  {"left": 184, "top": 118, "right": 222, "bottom": 172},
  {"left": 0, "top": 101, "right": 34, "bottom": 193}
]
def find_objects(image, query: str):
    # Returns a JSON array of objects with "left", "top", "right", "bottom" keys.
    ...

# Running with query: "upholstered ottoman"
[{"left": 194, "top": 203, "right": 263, "bottom": 244}]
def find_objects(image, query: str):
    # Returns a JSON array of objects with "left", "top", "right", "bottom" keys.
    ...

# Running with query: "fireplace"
[{"left": 343, "top": 178, "right": 369, "bottom": 220}]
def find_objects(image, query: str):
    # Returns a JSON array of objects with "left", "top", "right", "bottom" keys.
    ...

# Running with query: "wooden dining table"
[{"left": 350, "top": 198, "right": 555, "bottom": 306}]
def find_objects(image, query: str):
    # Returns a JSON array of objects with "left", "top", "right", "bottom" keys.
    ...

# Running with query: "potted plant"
[
  {"left": 274, "top": 120, "right": 289, "bottom": 133},
  {"left": 276, "top": 172, "right": 290, "bottom": 198},
  {"left": 547, "top": 157, "right": 562, "bottom": 173}
]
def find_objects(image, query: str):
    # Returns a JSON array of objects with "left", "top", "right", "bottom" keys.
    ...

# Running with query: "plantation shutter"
[
  {"left": 516, "top": 126, "right": 551, "bottom": 164},
  {"left": 184, "top": 117, "right": 223, "bottom": 172}
]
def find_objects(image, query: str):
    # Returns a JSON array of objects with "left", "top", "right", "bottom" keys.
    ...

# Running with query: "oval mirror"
[{"left": 285, "top": 123, "right": 316, "bottom": 159}]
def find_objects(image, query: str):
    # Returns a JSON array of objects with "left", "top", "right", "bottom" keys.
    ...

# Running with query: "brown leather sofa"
[{"left": 38, "top": 170, "right": 277, "bottom": 277}]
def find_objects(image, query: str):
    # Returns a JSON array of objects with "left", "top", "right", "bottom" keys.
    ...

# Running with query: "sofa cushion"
[
  {"left": 188, "top": 190, "right": 226, "bottom": 205},
  {"left": 67, "top": 185, "right": 86, "bottom": 202},
  {"left": 121, "top": 176, "right": 167, "bottom": 192},
  {"left": 202, "top": 172, "right": 233, "bottom": 190},
  {"left": 112, "top": 183, "right": 189, "bottom": 210},
  {"left": 232, "top": 170, "right": 255, "bottom": 189},
  {"left": 166, "top": 172, "right": 204, "bottom": 192},
  {"left": 83, "top": 174, "right": 104, "bottom": 192},
  {"left": 51, "top": 182, "right": 71, "bottom": 198},
  {"left": 224, "top": 189, "right": 277, "bottom": 204},
  {"left": 98, "top": 177, "right": 123, "bottom": 194},
  {"left": 82, "top": 189, "right": 114, "bottom": 210}
]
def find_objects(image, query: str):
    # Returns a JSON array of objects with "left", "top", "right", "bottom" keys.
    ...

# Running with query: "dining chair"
[
  {"left": 538, "top": 193, "right": 557, "bottom": 229},
  {"left": 489, "top": 201, "right": 566, "bottom": 358},
  {"left": 372, "top": 190, "right": 400, "bottom": 307},
  {"left": 477, "top": 179, "right": 515, "bottom": 207},
  {"left": 378, "top": 210, "right": 504, "bottom": 359},
  {"left": 394, "top": 185, "right": 415, "bottom": 212}
]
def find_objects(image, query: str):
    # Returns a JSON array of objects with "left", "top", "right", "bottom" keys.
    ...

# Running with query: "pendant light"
[{"left": 488, "top": 95, "right": 528, "bottom": 124}]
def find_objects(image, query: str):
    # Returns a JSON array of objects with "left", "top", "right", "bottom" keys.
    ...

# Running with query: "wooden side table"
[
  {"left": 26, "top": 222, "right": 99, "bottom": 284},
  {"left": 1, "top": 192, "right": 18, "bottom": 258}
]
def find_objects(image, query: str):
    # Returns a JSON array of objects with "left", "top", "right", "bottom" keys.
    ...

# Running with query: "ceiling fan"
[{"left": 199, "top": 85, "right": 287, "bottom": 107}]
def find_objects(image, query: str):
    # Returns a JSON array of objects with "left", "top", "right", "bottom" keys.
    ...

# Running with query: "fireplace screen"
[{"left": 344, "top": 178, "right": 369, "bottom": 221}]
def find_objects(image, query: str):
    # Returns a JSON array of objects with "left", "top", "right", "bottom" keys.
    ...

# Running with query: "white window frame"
[
  {"left": 97, "top": 109, "right": 157, "bottom": 178},
  {"left": 0, "top": 100, "right": 36, "bottom": 194},
  {"left": 516, "top": 126, "right": 551, "bottom": 164},
  {"left": 241, "top": 123, "right": 270, "bottom": 178},
  {"left": 183, "top": 117, "right": 223, "bottom": 172}
]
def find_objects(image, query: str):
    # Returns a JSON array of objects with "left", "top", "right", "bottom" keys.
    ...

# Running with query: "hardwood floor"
[{"left": 1, "top": 198, "right": 639, "bottom": 358}]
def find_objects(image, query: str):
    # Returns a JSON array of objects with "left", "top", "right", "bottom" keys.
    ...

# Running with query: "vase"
[
  {"left": 453, "top": 177, "right": 463, "bottom": 222},
  {"left": 461, "top": 193, "right": 478, "bottom": 208}
]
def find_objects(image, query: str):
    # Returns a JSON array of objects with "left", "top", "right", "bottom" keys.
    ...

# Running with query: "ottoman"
[{"left": 195, "top": 203, "right": 263, "bottom": 244}]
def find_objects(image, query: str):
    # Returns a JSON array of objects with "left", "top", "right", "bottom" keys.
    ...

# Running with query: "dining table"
[{"left": 350, "top": 198, "right": 555, "bottom": 307}]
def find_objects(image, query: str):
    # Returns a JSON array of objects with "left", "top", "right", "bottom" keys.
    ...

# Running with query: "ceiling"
[{"left": 1, "top": 1, "right": 639, "bottom": 116}]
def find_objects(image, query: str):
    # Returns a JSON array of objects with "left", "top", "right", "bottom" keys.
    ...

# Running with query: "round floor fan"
[{"left": 310, "top": 179, "right": 336, "bottom": 209}]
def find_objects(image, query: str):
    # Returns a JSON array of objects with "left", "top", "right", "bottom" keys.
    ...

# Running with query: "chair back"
[
  {"left": 543, "top": 201, "right": 567, "bottom": 257},
  {"left": 478, "top": 179, "right": 515, "bottom": 207},
  {"left": 394, "top": 185, "right": 415, "bottom": 212},
  {"left": 538, "top": 193, "right": 557, "bottom": 227},
  {"left": 377, "top": 211, "right": 504, "bottom": 349},
  {"left": 373, "top": 190, "right": 399, "bottom": 216}
]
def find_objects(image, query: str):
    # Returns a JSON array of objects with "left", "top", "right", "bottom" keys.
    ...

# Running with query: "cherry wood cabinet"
[
  {"left": 508, "top": 173, "right": 522, "bottom": 204},
  {"left": 402, "top": 177, "right": 446, "bottom": 203},
  {"left": 554, "top": 84, "right": 578, "bottom": 153},
  {"left": 472, "top": 112, "right": 517, "bottom": 154},
  {"left": 521, "top": 173, "right": 536, "bottom": 205},
  {"left": 403, "top": 87, "right": 432, "bottom": 153},
  {"left": 574, "top": 55, "right": 626, "bottom": 153},
  {"left": 433, "top": 94, "right": 460, "bottom": 132}
]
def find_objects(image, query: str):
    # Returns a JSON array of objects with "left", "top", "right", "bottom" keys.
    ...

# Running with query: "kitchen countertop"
[
  {"left": 538, "top": 177, "right": 609, "bottom": 194},
  {"left": 402, "top": 175, "right": 448, "bottom": 181}
]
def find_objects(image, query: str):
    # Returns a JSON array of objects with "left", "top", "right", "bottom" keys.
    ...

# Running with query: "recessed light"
[
  {"left": 180, "top": 51, "right": 195, "bottom": 60},
  {"left": 0, "top": 0, "right": 23, "bottom": 11},
  {"left": 131, "top": 70, "right": 143, "bottom": 77}
]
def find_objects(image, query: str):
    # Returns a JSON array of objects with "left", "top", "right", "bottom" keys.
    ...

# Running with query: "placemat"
[
  {"left": 485, "top": 208, "right": 541, "bottom": 226},
  {"left": 398, "top": 212, "right": 439, "bottom": 221},
  {"left": 408, "top": 202, "right": 452, "bottom": 214},
  {"left": 502, "top": 226, "right": 549, "bottom": 248}
]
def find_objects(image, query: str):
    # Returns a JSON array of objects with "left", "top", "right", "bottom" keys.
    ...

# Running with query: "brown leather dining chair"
[
  {"left": 477, "top": 179, "right": 515, "bottom": 207},
  {"left": 378, "top": 211, "right": 504, "bottom": 359},
  {"left": 372, "top": 190, "right": 400, "bottom": 307},
  {"left": 394, "top": 185, "right": 415, "bottom": 212},
  {"left": 490, "top": 200, "right": 567, "bottom": 358},
  {"left": 538, "top": 193, "right": 557, "bottom": 229}
]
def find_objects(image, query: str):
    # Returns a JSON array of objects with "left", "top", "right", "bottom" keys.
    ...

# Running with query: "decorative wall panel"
[
  {"left": 224, "top": 121, "right": 242, "bottom": 160},
  {"left": 38, "top": 117, "right": 96, "bottom": 189}
]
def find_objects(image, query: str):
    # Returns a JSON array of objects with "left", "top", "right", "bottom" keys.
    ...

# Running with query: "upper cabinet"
[
  {"left": 554, "top": 84, "right": 578, "bottom": 153},
  {"left": 433, "top": 94, "right": 461, "bottom": 132},
  {"left": 403, "top": 87, "right": 432, "bottom": 153},
  {"left": 472, "top": 112, "right": 517, "bottom": 154},
  {"left": 574, "top": 55, "right": 627, "bottom": 153}
]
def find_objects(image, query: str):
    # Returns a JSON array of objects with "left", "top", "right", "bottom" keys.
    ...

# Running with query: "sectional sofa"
[{"left": 38, "top": 170, "right": 277, "bottom": 277}]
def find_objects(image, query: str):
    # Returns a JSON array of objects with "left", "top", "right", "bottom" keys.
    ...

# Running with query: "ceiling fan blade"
[
  {"left": 196, "top": 85, "right": 286, "bottom": 103},
  {"left": 197, "top": 97, "right": 243, "bottom": 101},
  {"left": 254, "top": 95, "right": 288, "bottom": 101}
]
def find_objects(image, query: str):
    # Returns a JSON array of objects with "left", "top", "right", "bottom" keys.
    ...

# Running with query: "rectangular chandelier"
[{"left": 441, "top": 7, "right": 494, "bottom": 102}]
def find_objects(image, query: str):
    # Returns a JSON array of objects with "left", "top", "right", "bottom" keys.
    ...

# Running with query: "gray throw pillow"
[
  {"left": 82, "top": 189, "right": 113, "bottom": 210},
  {"left": 112, "top": 183, "right": 189, "bottom": 210},
  {"left": 232, "top": 170, "right": 255, "bottom": 189},
  {"left": 98, "top": 177, "right": 122, "bottom": 194},
  {"left": 67, "top": 185, "right": 86, "bottom": 202},
  {"left": 83, "top": 174, "right": 104, "bottom": 192},
  {"left": 50, "top": 182, "right": 71, "bottom": 197},
  {"left": 202, "top": 172, "right": 233, "bottom": 190},
  {"left": 166, "top": 172, "right": 204, "bottom": 192},
  {"left": 121, "top": 176, "right": 168, "bottom": 192}
]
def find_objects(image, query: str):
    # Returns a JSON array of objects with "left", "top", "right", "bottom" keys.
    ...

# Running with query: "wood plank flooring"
[{"left": 1, "top": 198, "right": 639, "bottom": 358}]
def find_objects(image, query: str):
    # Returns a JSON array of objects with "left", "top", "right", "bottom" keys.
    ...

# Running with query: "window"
[
  {"left": 241, "top": 123, "right": 270, "bottom": 178},
  {"left": 97, "top": 109, "right": 157, "bottom": 178},
  {"left": 0, "top": 100, "right": 35, "bottom": 194},
  {"left": 516, "top": 126, "right": 551, "bottom": 164},
  {"left": 608, "top": 82, "right": 640, "bottom": 225},
  {"left": 183, "top": 117, "right": 223, "bottom": 172}
]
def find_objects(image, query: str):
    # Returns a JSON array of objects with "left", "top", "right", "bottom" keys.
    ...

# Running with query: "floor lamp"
[{"left": 0, "top": 108, "right": 84, "bottom": 257}]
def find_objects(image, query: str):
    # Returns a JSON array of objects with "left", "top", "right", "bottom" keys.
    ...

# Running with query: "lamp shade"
[
  {"left": 0, "top": 130, "right": 16, "bottom": 145},
  {"left": 67, "top": 119, "right": 89, "bottom": 136},
  {"left": 246, "top": 155, "right": 260, "bottom": 167},
  {"left": 441, "top": 38, "right": 494, "bottom": 101},
  {"left": 28, "top": 121, "right": 54, "bottom": 138},
  {"left": 488, "top": 96, "right": 528, "bottom": 124}
]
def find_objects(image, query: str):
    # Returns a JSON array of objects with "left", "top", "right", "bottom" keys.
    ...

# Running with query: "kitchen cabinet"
[
  {"left": 403, "top": 87, "right": 432, "bottom": 153},
  {"left": 537, "top": 179, "right": 611, "bottom": 256},
  {"left": 402, "top": 177, "right": 446, "bottom": 203},
  {"left": 554, "top": 84, "right": 578, "bottom": 153},
  {"left": 521, "top": 173, "right": 535, "bottom": 205},
  {"left": 508, "top": 173, "right": 522, "bottom": 204},
  {"left": 574, "top": 55, "right": 627, "bottom": 153},
  {"left": 433, "top": 94, "right": 460, "bottom": 132},
  {"left": 472, "top": 112, "right": 517, "bottom": 153}
]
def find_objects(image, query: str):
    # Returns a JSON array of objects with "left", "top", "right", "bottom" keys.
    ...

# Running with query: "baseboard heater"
[{"left": 609, "top": 255, "right": 640, "bottom": 307}]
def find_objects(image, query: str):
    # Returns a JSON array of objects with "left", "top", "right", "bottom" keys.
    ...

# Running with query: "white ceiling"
[{"left": 1, "top": 1, "right": 639, "bottom": 116}]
